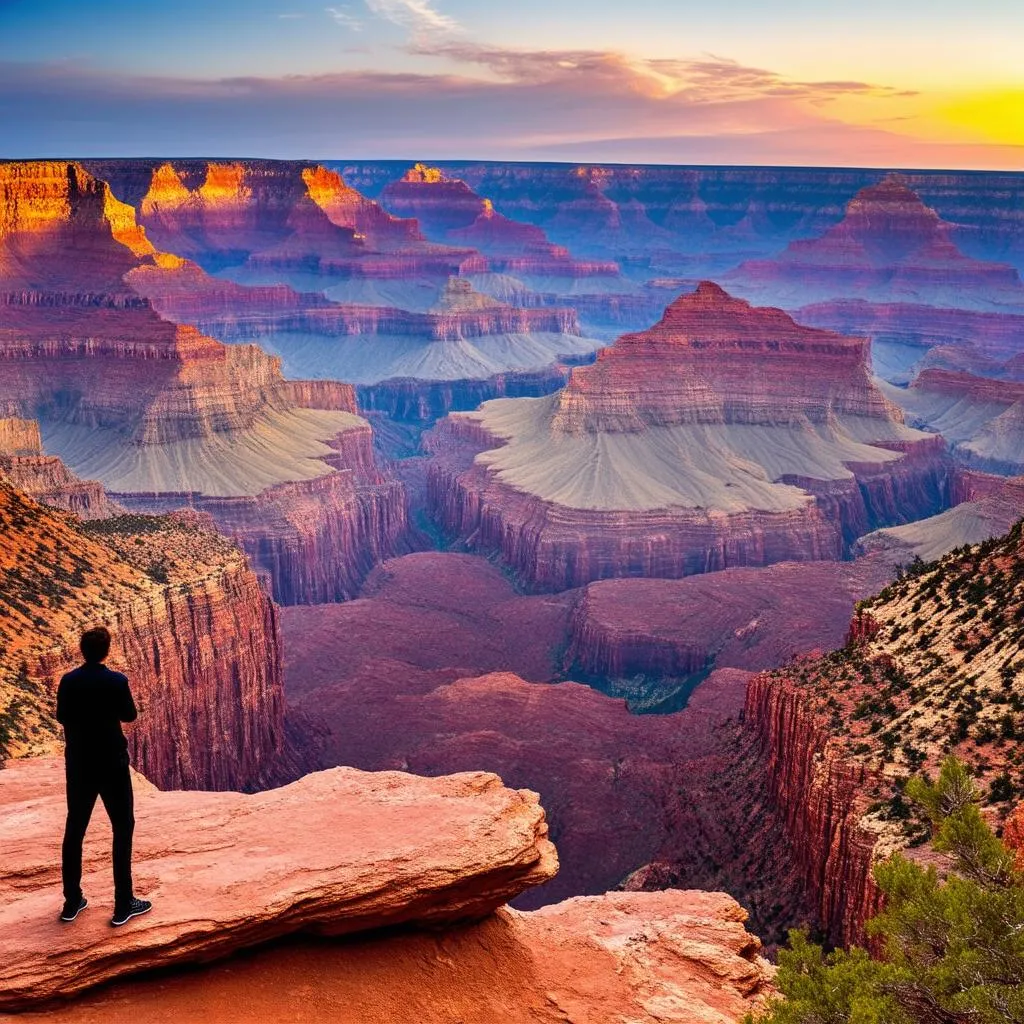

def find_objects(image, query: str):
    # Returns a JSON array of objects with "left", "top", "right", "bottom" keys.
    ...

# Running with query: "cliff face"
[
  {"left": 883, "top": 369, "right": 1024, "bottom": 476},
  {"left": 743, "top": 519, "right": 1024, "bottom": 945},
  {"left": 338, "top": 161, "right": 1024, "bottom": 273},
  {"left": 744, "top": 671, "right": 888, "bottom": 948},
  {"left": 427, "top": 283, "right": 950, "bottom": 590},
  {"left": 567, "top": 557, "right": 893, "bottom": 682},
  {"left": 0, "top": 160, "right": 410, "bottom": 604},
  {"left": 380, "top": 164, "right": 621, "bottom": 282},
  {"left": 796, "top": 300, "right": 1024, "bottom": 379},
  {"left": 0, "top": 483, "right": 291, "bottom": 791}
]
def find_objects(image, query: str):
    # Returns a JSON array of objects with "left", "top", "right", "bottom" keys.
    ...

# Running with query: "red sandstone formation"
[
  {"left": 568, "top": 557, "right": 893, "bottom": 680},
  {"left": 0, "top": 764, "right": 770, "bottom": 1024},
  {"left": 132, "top": 263, "right": 598, "bottom": 408},
  {"left": 857, "top": 468, "right": 1024, "bottom": 561},
  {"left": 382, "top": 164, "right": 620, "bottom": 282},
  {"left": 0, "top": 416, "right": 120, "bottom": 518},
  {"left": 427, "top": 282, "right": 950, "bottom": 590},
  {"left": 728, "top": 174, "right": 1024, "bottom": 309},
  {"left": 0, "top": 482, "right": 291, "bottom": 790},
  {"left": 0, "top": 757, "right": 557, "bottom": 1010},
  {"left": 0, "top": 161, "right": 409, "bottom": 603},
  {"left": 797, "top": 299, "right": 1024, "bottom": 376},
  {"left": 137, "top": 161, "right": 467, "bottom": 291}
]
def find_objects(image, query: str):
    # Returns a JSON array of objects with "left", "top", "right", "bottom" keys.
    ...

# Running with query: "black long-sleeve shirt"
[{"left": 56, "top": 663, "right": 138, "bottom": 764}]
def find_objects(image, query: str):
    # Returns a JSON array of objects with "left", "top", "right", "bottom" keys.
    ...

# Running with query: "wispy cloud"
[
  {"left": 364, "top": 0, "right": 460, "bottom": 36},
  {"left": 0, "top": 56, "right": 1016, "bottom": 170},
  {"left": 326, "top": 5, "right": 364, "bottom": 31}
]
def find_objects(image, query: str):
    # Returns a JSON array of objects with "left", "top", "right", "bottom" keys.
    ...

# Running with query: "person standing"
[{"left": 56, "top": 626, "right": 152, "bottom": 927}]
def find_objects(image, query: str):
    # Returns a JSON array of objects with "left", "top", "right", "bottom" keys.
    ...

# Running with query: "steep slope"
[
  {"left": 428, "top": 282, "right": 949, "bottom": 589},
  {"left": 0, "top": 482, "right": 289, "bottom": 790},
  {"left": 380, "top": 164, "right": 636, "bottom": 318},
  {"left": 727, "top": 174, "right": 1024, "bottom": 310},
  {"left": 0, "top": 161, "right": 409, "bottom": 603},
  {"left": 134, "top": 264, "right": 602, "bottom": 419},
  {"left": 133, "top": 160, "right": 468, "bottom": 305},
  {"left": 745, "top": 519, "right": 1024, "bottom": 946},
  {"left": 881, "top": 370, "right": 1024, "bottom": 475},
  {"left": 857, "top": 469, "right": 1024, "bottom": 561},
  {"left": 796, "top": 300, "right": 1024, "bottom": 385},
  {"left": 0, "top": 416, "right": 120, "bottom": 518}
]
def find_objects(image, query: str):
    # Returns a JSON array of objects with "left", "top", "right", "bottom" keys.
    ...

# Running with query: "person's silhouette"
[{"left": 56, "top": 626, "right": 152, "bottom": 926}]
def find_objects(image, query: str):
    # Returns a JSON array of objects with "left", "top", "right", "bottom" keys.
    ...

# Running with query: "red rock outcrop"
[
  {"left": 427, "top": 283, "right": 950, "bottom": 590},
  {"left": 0, "top": 757, "right": 558, "bottom": 1010},
  {"left": 0, "top": 160, "right": 410, "bottom": 604},
  {"left": 0, "top": 416, "right": 120, "bottom": 518},
  {"left": 282, "top": 559, "right": 817, "bottom": 941},
  {"left": 6, "top": 877, "right": 772, "bottom": 1024},
  {"left": 797, "top": 299, "right": 1024, "bottom": 370},
  {"left": 0, "top": 482, "right": 292, "bottom": 791},
  {"left": 135, "top": 161, "right": 468, "bottom": 291},
  {"left": 856, "top": 468, "right": 1024, "bottom": 561},
  {"left": 382, "top": 164, "right": 620, "bottom": 282},
  {"left": 728, "top": 174, "right": 1024, "bottom": 309},
  {"left": 744, "top": 669, "right": 887, "bottom": 948}
]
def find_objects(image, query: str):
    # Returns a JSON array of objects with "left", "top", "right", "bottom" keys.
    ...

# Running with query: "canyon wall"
[
  {"left": 743, "top": 670, "right": 885, "bottom": 948},
  {"left": 0, "top": 483, "right": 297, "bottom": 791}
]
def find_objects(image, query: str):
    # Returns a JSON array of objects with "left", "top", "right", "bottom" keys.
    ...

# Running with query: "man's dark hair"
[{"left": 80, "top": 626, "right": 112, "bottom": 664}]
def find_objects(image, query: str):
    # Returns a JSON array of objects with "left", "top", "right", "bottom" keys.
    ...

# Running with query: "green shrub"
[{"left": 750, "top": 758, "right": 1024, "bottom": 1023}]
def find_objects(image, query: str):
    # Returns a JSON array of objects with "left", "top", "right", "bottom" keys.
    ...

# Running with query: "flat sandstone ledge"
[
  {"left": 1, "top": 890, "right": 774, "bottom": 1024},
  {"left": 0, "top": 758, "right": 557, "bottom": 1010}
]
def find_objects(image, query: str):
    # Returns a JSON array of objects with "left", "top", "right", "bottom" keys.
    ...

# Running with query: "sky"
[{"left": 1, "top": 0, "right": 1022, "bottom": 169}]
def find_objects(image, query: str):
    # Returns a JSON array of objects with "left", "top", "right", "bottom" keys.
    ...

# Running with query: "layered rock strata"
[
  {"left": 568, "top": 557, "right": 893, "bottom": 681},
  {"left": 0, "top": 416, "right": 120, "bottom": 518},
  {"left": 0, "top": 161, "right": 409, "bottom": 603},
  {"left": 428, "top": 282, "right": 949, "bottom": 590},
  {"left": 796, "top": 300, "right": 1024, "bottom": 384},
  {"left": 0, "top": 757, "right": 558, "bottom": 1010},
  {"left": 17, "top": 892, "right": 771, "bottom": 1024},
  {"left": 0, "top": 482, "right": 289, "bottom": 790},
  {"left": 744, "top": 519, "right": 1024, "bottom": 945},
  {"left": 881, "top": 369, "right": 1024, "bottom": 475},
  {"left": 857, "top": 468, "right": 1024, "bottom": 561},
  {"left": 728, "top": 175, "right": 1024, "bottom": 309},
  {"left": 0, "top": 754, "right": 771, "bottom": 1024}
]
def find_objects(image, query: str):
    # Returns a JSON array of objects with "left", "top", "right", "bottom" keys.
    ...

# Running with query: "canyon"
[
  {"left": 745, "top": 518, "right": 1024, "bottom": 946},
  {"left": 726, "top": 175, "right": 1024, "bottom": 310},
  {"left": 0, "top": 161, "right": 409, "bottom": 604},
  {"left": 0, "top": 481, "right": 294, "bottom": 791},
  {"left": 428, "top": 281, "right": 950, "bottom": 590},
  {"left": 3, "top": 155, "right": 1024, "bottom": 1020}
]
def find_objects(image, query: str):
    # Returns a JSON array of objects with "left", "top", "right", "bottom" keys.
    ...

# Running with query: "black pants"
[{"left": 61, "top": 754, "right": 135, "bottom": 908}]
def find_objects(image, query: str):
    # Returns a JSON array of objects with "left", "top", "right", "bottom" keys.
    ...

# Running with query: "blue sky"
[{"left": 1, "top": 0, "right": 1022, "bottom": 166}]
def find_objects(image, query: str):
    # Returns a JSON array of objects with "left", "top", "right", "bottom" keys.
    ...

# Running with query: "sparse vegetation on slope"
[{"left": 759, "top": 519, "right": 1024, "bottom": 838}]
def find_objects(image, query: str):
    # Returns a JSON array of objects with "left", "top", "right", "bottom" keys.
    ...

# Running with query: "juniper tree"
[{"left": 752, "top": 757, "right": 1024, "bottom": 1024}]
